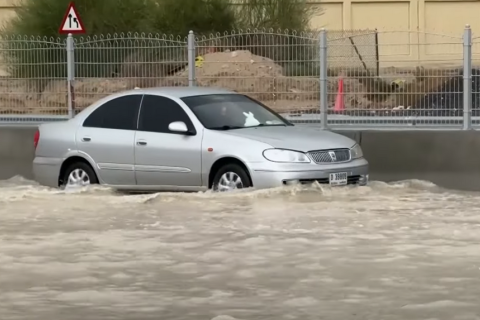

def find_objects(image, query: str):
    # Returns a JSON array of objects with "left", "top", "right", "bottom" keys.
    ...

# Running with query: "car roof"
[
  {"left": 121, "top": 86, "right": 237, "bottom": 98},
  {"left": 72, "top": 86, "right": 240, "bottom": 123}
]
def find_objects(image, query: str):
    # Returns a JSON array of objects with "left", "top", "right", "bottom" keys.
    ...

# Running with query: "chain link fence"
[
  {"left": 0, "top": 26, "right": 477, "bottom": 130},
  {"left": 322, "top": 30, "right": 467, "bottom": 130},
  {"left": 0, "top": 35, "right": 67, "bottom": 123}
]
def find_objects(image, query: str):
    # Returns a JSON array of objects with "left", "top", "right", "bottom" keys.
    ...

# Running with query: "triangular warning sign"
[{"left": 59, "top": 2, "right": 86, "bottom": 34}]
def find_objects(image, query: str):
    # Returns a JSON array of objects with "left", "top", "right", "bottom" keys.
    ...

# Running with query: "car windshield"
[{"left": 181, "top": 94, "right": 293, "bottom": 130}]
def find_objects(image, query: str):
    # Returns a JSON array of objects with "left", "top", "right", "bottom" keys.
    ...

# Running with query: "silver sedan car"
[{"left": 33, "top": 87, "right": 368, "bottom": 192}]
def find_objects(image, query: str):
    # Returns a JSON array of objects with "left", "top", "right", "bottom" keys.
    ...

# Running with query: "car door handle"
[
  {"left": 81, "top": 137, "right": 91, "bottom": 142},
  {"left": 137, "top": 140, "right": 147, "bottom": 146}
]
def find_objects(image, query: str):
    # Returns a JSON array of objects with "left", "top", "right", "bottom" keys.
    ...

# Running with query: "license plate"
[{"left": 329, "top": 172, "right": 348, "bottom": 186}]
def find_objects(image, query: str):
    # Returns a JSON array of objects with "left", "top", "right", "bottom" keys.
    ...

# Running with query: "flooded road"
[{"left": 1, "top": 177, "right": 480, "bottom": 320}]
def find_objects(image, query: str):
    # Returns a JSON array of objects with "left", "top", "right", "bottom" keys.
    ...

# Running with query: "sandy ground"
[{"left": 1, "top": 177, "right": 480, "bottom": 320}]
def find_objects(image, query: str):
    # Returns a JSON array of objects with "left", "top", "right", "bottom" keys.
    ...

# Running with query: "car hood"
[{"left": 220, "top": 126, "right": 356, "bottom": 152}]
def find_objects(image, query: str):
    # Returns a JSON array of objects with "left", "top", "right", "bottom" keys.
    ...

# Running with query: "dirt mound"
[
  {"left": 334, "top": 67, "right": 460, "bottom": 110},
  {"left": 0, "top": 76, "right": 189, "bottom": 114},
  {"left": 417, "top": 68, "right": 480, "bottom": 114},
  {"left": 0, "top": 49, "right": 462, "bottom": 115},
  {"left": 0, "top": 78, "right": 130, "bottom": 115},
  {"left": 44, "top": 78, "right": 130, "bottom": 113},
  {"left": 175, "top": 50, "right": 322, "bottom": 112},
  {"left": 120, "top": 47, "right": 188, "bottom": 89}
]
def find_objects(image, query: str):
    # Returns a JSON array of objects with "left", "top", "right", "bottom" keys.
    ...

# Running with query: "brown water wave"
[{"left": 1, "top": 176, "right": 479, "bottom": 320}]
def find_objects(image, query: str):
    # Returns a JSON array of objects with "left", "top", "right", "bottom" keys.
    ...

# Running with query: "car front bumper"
[{"left": 248, "top": 158, "right": 369, "bottom": 189}]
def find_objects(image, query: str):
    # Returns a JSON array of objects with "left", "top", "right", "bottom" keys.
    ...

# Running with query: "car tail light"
[{"left": 34, "top": 129, "right": 40, "bottom": 149}]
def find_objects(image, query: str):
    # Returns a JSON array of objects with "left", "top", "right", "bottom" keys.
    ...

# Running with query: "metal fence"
[{"left": 0, "top": 26, "right": 477, "bottom": 130}]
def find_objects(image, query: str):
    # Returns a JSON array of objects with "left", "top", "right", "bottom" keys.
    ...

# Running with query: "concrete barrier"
[
  {"left": 1, "top": 126, "right": 479, "bottom": 191},
  {"left": 358, "top": 130, "right": 480, "bottom": 191},
  {"left": 0, "top": 127, "right": 36, "bottom": 181}
]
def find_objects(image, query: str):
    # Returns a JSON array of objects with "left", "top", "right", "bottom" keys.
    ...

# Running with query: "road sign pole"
[
  {"left": 66, "top": 34, "right": 75, "bottom": 118},
  {"left": 187, "top": 31, "right": 196, "bottom": 87}
]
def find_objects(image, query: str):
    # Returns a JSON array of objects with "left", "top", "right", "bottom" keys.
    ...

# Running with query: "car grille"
[{"left": 308, "top": 149, "right": 351, "bottom": 164}]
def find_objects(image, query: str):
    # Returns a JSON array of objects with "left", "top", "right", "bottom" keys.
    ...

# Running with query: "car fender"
[
  {"left": 204, "top": 153, "right": 253, "bottom": 187},
  {"left": 208, "top": 153, "right": 253, "bottom": 172},
  {"left": 61, "top": 150, "right": 103, "bottom": 183}
]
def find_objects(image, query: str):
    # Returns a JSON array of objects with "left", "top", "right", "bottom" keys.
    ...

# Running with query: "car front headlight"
[
  {"left": 350, "top": 144, "right": 363, "bottom": 159},
  {"left": 263, "top": 148, "right": 310, "bottom": 163}
]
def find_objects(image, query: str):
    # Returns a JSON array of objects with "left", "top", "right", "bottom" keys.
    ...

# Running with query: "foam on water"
[
  {"left": 1, "top": 176, "right": 480, "bottom": 320},
  {"left": 0, "top": 174, "right": 448, "bottom": 203}
]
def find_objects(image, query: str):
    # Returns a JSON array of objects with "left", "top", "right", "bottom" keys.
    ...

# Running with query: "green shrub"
[
  {"left": 235, "top": 0, "right": 320, "bottom": 32},
  {"left": 1, "top": 0, "right": 162, "bottom": 86},
  {"left": 5, "top": 0, "right": 156, "bottom": 36},
  {"left": 283, "top": 62, "right": 320, "bottom": 77},
  {"left": 1, "top": 0, "right": 318, "bottom": 85},
  {"left": 223, "top": 0, "right": 322, "bottom": 67},
  {"left": 149, "top": 0, "right": 236, "bottom": 36},
  {"left": 1, "top": 0, "right": 236, "bottom": 80}
]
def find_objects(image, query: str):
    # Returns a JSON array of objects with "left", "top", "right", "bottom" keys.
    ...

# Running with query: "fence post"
[
  {"left": 66, "top": 33, "right": 75, "bottom": 118},
  {"left": 187, "top": 30, "right": 196, "bottom": 87},
  {"left": 319, "top": 29, "right": 328, "bottom": 130},
  {"left": 463, "top": 24, "right": 472, "bottom": 130}
]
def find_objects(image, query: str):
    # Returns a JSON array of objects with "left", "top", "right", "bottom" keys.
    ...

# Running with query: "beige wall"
[
  {"left": 0, "top": 0, "right": 16, "bottom": 76},
  {"left": 0, "top": 0, "right": 17, "bottom": 27},
  {"left": 309, "top": 0, "right": 480, "bottom": 66}
]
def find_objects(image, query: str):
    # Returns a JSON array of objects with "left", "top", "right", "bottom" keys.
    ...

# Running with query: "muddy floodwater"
[{"left": 1, "top": 177, "right": 480, "bottom": 320}]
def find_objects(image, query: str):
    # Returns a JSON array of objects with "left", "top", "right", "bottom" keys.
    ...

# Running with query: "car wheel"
[
  {"left": 63, "top": 162, "right": 98, "bottom": 187},
  {"left": 212, "top": 164, "right": 252, "bottom": 192}
]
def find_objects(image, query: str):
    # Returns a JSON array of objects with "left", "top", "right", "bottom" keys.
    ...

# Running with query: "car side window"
[
  {"left": 138, "top": 94, "right": 195, "bottom": 134},
  {"left": 83, "top": 95, "right": 142, "bottom": 130}
]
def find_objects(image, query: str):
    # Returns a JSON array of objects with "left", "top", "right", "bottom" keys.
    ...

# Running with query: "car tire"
[
  {"left": 212, "top": 163, "right": 252, "bottom": 192},
  {"left": 62, "top": 161, "right": 98, "bottom": 187}
]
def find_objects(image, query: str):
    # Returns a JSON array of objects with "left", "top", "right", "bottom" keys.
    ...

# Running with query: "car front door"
[
  {"left": 134, "top": 94, "right": 202, "bottom": 187},
  {"left": 75, "top": 94, "right": 142, "bottom": 186}
]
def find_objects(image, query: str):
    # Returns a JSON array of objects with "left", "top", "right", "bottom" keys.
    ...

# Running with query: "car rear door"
[
  {"left": 134, "top": 94, "right": 202, "bottom": 187},
  {"left": 75, "top": 94, "right": 142, "bottom": 186}
]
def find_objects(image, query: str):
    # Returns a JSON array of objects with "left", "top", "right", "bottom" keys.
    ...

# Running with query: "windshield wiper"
[
  {"left": 249, "top": 123, "right": 287, "bottom": 127},
  {"left": 209, "top": 123, "right": 288, "bottom": 130},
  {"left": 209, "top": 125, "right": 244, "bottom": 131}
]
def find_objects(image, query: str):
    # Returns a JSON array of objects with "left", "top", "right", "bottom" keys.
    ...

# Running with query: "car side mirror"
[{"left": 168, "top": 121, "right": 189, "bottom": 134}]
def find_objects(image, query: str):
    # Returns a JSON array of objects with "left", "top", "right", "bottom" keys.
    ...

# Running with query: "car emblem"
[{"left": 329, "top": 151, "right": 337, "bottom": 162}]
